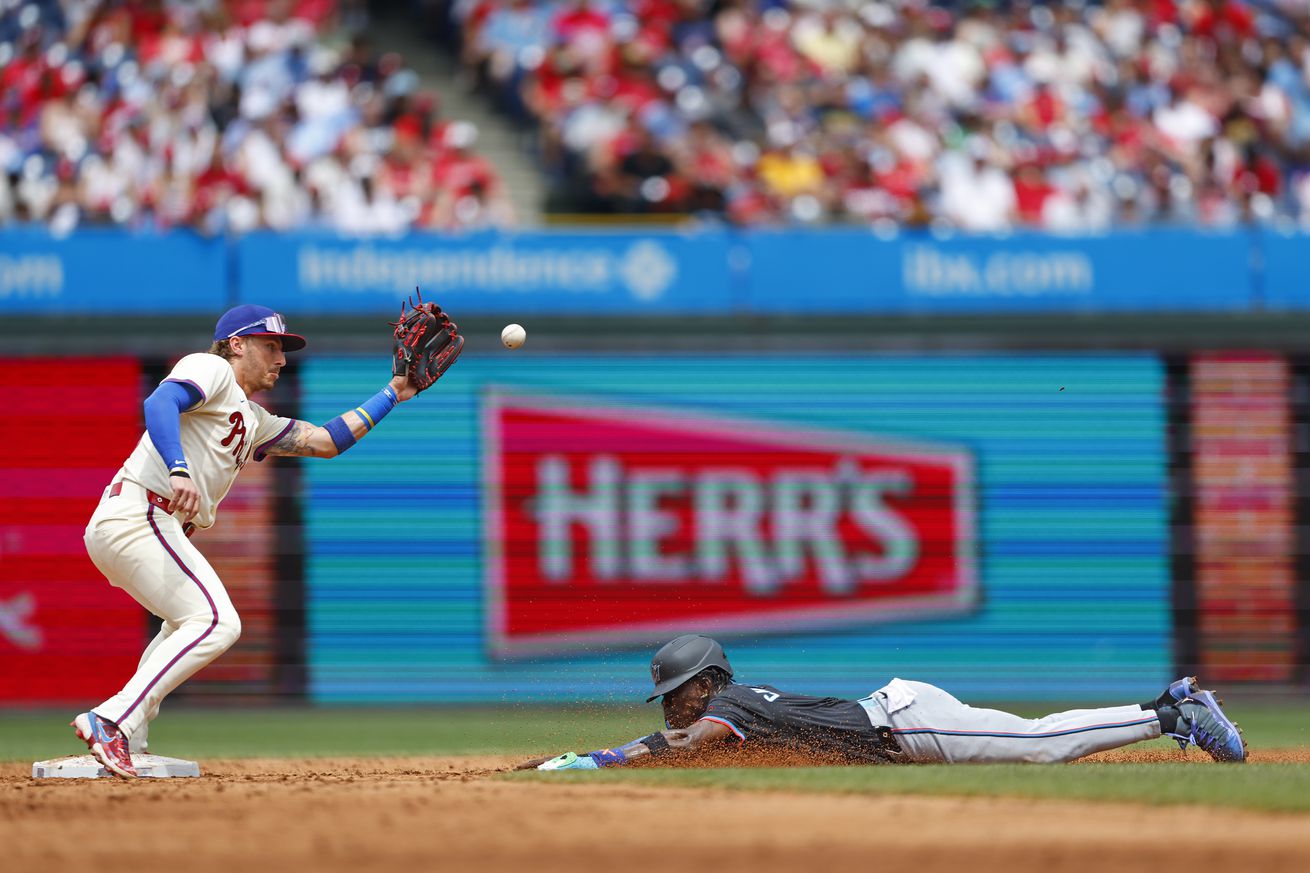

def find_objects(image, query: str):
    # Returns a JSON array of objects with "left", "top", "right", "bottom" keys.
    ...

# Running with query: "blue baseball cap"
[{"left": 214, "top": 304, "right": 306, "bottom": 352}]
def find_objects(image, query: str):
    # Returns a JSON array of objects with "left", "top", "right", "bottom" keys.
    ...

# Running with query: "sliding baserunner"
[{"left": 519, "top": 635, "right": 1247, "bottom": 770}]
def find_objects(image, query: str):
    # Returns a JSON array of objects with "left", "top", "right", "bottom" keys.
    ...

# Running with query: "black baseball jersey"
[{"left": 700, "top": 683, "right": 892, "bottom": 763}]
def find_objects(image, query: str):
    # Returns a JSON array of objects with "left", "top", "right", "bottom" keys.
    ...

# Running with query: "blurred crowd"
[
  {"left": 13, "top": 0, "right": 1310, "bottom": 233},
  {"left": 0, "top": 0, "right": 513, "bottom": 234},
  {"left": 439, "top": 0, "right": 1310, "bottom": 230}
]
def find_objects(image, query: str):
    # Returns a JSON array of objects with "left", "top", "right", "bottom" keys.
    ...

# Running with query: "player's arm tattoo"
[
  {"left": 262, "top": 414, "right": 369, "bottom": 458},
  {"left": 264, "top": 387, "right": 402, "bottom": 459},
  {"left": 263, "top": 421, "right": 331, "bottom": 457}
]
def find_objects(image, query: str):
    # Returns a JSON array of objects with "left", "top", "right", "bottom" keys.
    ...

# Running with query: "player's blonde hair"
[{"left": 208, "top": 339, "right": 237, "bottom": 361}]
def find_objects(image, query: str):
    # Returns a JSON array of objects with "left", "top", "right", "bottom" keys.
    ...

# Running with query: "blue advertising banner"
[
  {"left": 0, "top": 228, "right": 227, "bottom": 313},
  {"left": 1254, "top": 230, "right": 1310, "bottom": 310},
  {"left": 236, "top": 230, "right": 738, "bottom": 314},
  {"left": 745, "top": 229, "right": 1253, "bottom": 314},
  {"left": 302, "top": 353, "right": 1170, "bottom": 704},
  {"left": 0, "top": 227, "right": 1265, "bottom": 316}
]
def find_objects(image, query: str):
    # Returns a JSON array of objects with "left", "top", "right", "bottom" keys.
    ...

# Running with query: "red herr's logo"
[{"left": 483, "top": 391, "right": 978, "bottom": 658}]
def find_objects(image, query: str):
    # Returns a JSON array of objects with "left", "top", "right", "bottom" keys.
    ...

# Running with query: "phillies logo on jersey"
[
  {"left": 221, "top": 411, "right": 248, "bottom": 468},
  {"left": 483, "top": 390, "right": 978, "bottom": 659}
]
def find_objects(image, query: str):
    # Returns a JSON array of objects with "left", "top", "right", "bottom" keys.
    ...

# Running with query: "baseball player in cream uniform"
[{"left": 76, "top": 304, "right": 424, "bottom": 777}]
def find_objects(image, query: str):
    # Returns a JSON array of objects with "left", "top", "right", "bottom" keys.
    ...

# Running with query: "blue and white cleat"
[
  {"left": 1162, "top": 676, "right": 1199, "bottom": 705},
  {"left": 1168, "top": 690, "right": 1248, "bottom": 763}
]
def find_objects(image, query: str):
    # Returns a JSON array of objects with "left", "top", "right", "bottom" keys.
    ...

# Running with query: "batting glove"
[{"left": 536, "top": 752, "right": 599, "bottom": 771}]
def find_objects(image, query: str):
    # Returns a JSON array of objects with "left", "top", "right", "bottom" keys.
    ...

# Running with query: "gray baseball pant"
[{"left": 859, "top": 679, "right": 1161, "bottom": 764}]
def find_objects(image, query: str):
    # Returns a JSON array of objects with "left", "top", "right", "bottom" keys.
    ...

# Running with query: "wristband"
[
  {"left": 324, "top": 415, "right": 357, "bottom": 453},
  {"left": 326, "top": 386, "right": 399, "bottom": 454},
  {"left": 585, "top": 748, "right": 627, "bottom": 768},
  {"left": 169, "top": 468, "right": 191, "bottom": 479},
  {"left": 639, "top": 733, "right": 671, "bottom": 756},
  {"left": 355, "top": 385, "right": 398, "bottom": 431}
]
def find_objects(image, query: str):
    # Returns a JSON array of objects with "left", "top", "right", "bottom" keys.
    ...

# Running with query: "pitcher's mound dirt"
[{"left": 3, "top": 754, "right": 1307, "bottom": 873}]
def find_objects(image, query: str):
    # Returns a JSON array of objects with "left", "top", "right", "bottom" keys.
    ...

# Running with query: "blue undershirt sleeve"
[{"left": 144, "top": 381, "right": 202, "bottom": 474}]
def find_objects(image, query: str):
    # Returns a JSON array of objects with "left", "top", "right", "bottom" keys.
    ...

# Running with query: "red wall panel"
[
  {"left": 1190, "top": 355, "right": 1297, "bottom": 682},
  {"left": 0, "top": 358, "right": 146, "bottom": 704}
]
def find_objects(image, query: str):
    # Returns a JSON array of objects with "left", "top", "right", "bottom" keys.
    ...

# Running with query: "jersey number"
[
  {"left": 750, "top": 687, "right": 779, "bottom": 703},
  {"left": 222, "top": 411, "right": 248, "bottom": 467}
]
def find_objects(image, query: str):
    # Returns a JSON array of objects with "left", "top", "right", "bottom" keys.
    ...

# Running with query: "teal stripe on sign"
[{"left": 302, "top": 353, "right": 1170, "bottom": 704}]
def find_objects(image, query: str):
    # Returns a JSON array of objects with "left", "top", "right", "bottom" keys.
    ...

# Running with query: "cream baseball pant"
[
  {"left": 859, "top": 679, "right": 1162, "bottom": 763},
  {"left": 83, "top": 480, "right": 241, "bottom": 742}
]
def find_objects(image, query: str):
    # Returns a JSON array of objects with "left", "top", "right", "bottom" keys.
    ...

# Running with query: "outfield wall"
[
  {"left": 5, "top": 348, "right": 1307, "bottom": 706},
  {"left": 300, "top": 353, "right": 1170, "bottom": 703},
  {"left": 4, "top": 221, "right": 1310, "bottom": 705}
]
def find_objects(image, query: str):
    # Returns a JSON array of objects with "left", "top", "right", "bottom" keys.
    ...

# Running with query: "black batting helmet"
[{"left": 645, "top": 635, "right": 733, "bottom": 702}]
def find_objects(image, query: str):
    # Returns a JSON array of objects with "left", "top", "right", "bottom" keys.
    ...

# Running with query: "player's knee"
[{"left": 212, "top": 613, "right": 242, "bottom": 651}]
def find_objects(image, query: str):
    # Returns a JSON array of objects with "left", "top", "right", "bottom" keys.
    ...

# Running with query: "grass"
[
  {"left": 3, "top": 701, "right": 1305, "bottom": 761},
  {"left": 515, "top": 761, "right": 1310, "bottom": 813},
  {"left": 0, "top": 705, "right": 655, "bottom": 761},
  {"left": 4, "top": 702, "right": 1308, "bottom": 812}
]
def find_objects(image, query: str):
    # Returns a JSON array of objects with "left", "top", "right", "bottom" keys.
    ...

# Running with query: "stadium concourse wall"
[{"left": 1, "top": 228, "right": 1308, "bottom": 708}]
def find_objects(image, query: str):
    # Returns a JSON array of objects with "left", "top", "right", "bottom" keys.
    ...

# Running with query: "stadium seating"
[
  {"left": 9, "top": 0, "right": 1310, "bottom": 232},
  {"left": 440, "top": 0, "right": 1310, "bottom": 229},
  {"left": 0, "top": 0, "right": 512, "bottom": 233}
]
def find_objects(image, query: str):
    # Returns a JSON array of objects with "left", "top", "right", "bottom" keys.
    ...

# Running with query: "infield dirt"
[{"left": 4, "top": 754, "right": 1309, "bottom": 873}]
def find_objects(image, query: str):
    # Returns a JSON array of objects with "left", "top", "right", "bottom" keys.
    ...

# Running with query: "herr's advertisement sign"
[
  {"left": 483, "top": 391, "right": 978, "bottom": 658},
  {"left": 305, "top": 355, "right": 1169, "bottom": 703}
]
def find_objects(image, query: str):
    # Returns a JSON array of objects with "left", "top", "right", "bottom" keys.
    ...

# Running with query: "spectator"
[
  {"left": 431, "top": 0, "right": 1310, "bottom": 231},
  {"left": 939, "top": 137, "right": 1015, "bottom": 231},
  {"left": 0, "top": 0, "right": 511, "bottom": 235}
]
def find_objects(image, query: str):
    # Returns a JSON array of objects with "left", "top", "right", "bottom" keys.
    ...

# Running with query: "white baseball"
[{"left": 501, "top": 323, "right": 527, "bottom": 349}]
